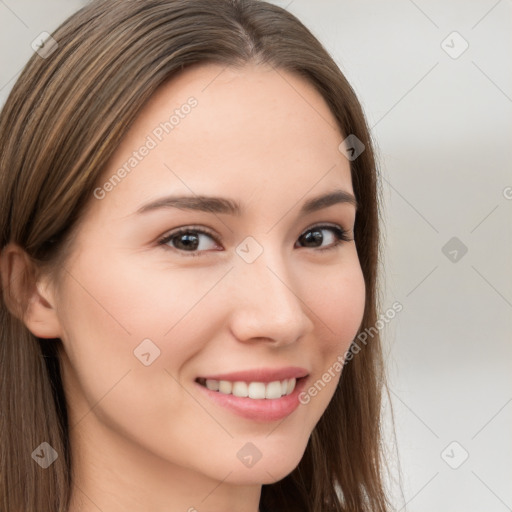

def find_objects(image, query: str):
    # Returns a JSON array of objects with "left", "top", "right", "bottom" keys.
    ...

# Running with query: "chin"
[{"left": 221, "top": 445, "right": 307, "bottom": 485}]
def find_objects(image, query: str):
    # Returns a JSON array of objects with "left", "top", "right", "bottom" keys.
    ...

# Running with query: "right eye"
[{"left": 158, "top": 227, "right": 221, "bottom": 257}]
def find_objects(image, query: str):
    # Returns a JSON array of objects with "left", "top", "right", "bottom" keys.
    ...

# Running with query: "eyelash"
[{"left": 157, "top": 224, "right": 353, "bottom": 258}]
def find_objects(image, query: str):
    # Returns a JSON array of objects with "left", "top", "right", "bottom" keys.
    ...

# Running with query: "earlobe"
[{"left": 0, "top": 242, "right": 63, "bottom": 339}]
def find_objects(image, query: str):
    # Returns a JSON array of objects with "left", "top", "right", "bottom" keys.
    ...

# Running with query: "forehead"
[{"left": 91, "top": 62, "right": 353, "bottom": 220}]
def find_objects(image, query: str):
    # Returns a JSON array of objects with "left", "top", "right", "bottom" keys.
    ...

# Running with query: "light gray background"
[{"left": 1, "top": 1, "right": 511, "bottom": 510}]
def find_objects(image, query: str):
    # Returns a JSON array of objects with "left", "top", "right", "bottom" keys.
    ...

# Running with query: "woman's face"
[{"left": 50, "top": 63, "right": 365, "bottom": 492}]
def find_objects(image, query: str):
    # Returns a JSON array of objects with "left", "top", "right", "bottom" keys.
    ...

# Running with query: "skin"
[{"left": 3, "top": 63, "right": 366, "bottom": 511}]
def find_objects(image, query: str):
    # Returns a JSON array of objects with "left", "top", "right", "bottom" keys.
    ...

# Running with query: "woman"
[{"left": 0, "top": 0, "right": 392, "bottom": 510}]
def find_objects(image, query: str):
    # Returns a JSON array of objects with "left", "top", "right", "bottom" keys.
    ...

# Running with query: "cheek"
[
  {"left": 54, "top": 250, "right": 207, "bottom": 402},
  {"left": 56, "top": 248, "right": 235, "bottom": 429},
  {"left": 308, "top": 257, "right": 366, "bottom": 354},
  {"left": 298, "top": 257, "right": 366, "bottom": 405},
  {"left": 59, "top": 247, "right": 227, "bottom": 351},
  {"left": 56, "top": 251, "right": 230, "bottom": 461}
]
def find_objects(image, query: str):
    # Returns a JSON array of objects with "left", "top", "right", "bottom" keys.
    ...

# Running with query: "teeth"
[
  {"left": 265, "top": 381, "right": 282, "bottom": 399},
  {"left": 248, "top": 382, "right": 266, "bottom": 399},
  {"left": 286, "top": 378, "right": 296, "bottom": 395},
  {"left": 218, "top": 380, "right": 232, "bottom": 394},
  {"left": 232, "top": 381, "right": 248, "bottom": 397},
  {"left": 205, "top": 379, "right": 219, "bottom": 391},
  {"left": 201, "top": 378, "right": 297, "bottom": 399}
]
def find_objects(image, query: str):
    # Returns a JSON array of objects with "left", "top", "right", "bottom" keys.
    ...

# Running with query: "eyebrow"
[{"left": 135, "top": 189, "right": 358, "bottom": 216}]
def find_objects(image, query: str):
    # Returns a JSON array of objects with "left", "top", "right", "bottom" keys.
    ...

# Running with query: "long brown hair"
[{"left": 0, "top": 1, "right": 391, "bottom": 510}]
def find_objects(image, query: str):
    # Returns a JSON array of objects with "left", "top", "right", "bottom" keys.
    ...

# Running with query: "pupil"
[
  {"left": 177, "top": 233, "right": 198, "bottom": 250},
  {"left": 302, "top": 230, "right": 322, "bottom": 247}
]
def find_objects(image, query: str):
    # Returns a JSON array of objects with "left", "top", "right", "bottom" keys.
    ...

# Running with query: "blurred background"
[{"left": 1, "top": 1, "right": 511, "bottom": 510}]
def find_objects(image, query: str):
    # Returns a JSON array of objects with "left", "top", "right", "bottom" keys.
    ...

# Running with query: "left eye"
[
  {"left": 295, "top": 224, "right": 352, "bottom": 251},
  {"left": 158, "top": 224, "right": 352, "bottom": 257}
]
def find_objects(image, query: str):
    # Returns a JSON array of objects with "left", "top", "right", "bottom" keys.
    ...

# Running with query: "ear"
[{"left": 0, "top": 242, "right": 63, "bottom": 339}]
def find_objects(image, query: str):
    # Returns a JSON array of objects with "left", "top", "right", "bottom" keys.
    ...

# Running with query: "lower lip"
[{"left": 195, "top": 377, "right": 308, "bottom": 422}]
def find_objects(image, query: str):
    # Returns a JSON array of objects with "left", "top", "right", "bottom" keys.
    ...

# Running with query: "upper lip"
[{"left": 197, "top": 366, "right": 309, "bottom": 383}]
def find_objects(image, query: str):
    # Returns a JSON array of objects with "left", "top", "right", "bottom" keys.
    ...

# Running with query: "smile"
[
  {"left": 194, "top": 367, "right": 309, "bottom": 422},
  {"left": 196, "top": 377, "right": 296, "bottom": 399}
]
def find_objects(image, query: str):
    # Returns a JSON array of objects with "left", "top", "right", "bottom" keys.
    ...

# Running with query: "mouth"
[
  {"left": 195, "top": 376, "right": 305, "bottom": 399},
  {"left": 194, "top": 367, "right": 310, "bottom": 422}
]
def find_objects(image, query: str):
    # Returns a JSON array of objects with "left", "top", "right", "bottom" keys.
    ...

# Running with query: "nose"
[{"left": 227, "top": 250, "right": 314, "bottom": 346}]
